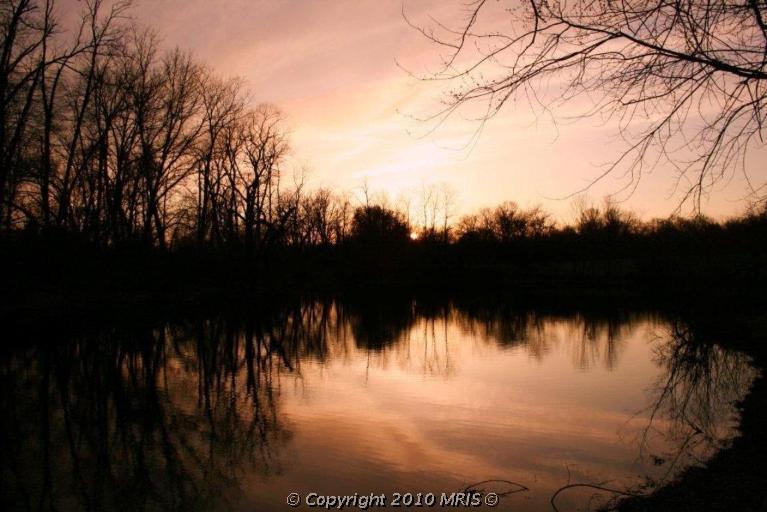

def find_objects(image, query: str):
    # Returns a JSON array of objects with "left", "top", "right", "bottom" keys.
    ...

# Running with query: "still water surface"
[{"left": 0, "top": 299, "right": 756, "bottom": 511}]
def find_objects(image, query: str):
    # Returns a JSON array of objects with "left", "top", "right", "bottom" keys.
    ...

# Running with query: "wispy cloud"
[{"left": 110, "top": 0, "right": 762, "bottom": 219}]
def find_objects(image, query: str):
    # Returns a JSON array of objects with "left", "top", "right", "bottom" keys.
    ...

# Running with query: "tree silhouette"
[
  {"left": 350, "top": 204, "right": 410, "bottom": 245},
  {"left": 407, "top": 1, "right": 767, "bottom": 211}
]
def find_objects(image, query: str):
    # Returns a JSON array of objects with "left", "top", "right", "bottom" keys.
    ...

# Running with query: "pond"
[{"left": 0, "top": 298, "right": 757, "bottom": 511}]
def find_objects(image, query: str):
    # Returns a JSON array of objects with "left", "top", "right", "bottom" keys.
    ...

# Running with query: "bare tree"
[
  {"left": 0, "top": 0, "right": 305, "bottom": 251},
  {"left": 439, "top": 182, "right": 456, "bottom": 242},
  {"left": 0, "top": 0, "right": 89, "bottom": 227},
  {"left": 54, "top": 0, "right": 131, "bottom": 231},
  {"left": 418, "top": 181, "right": 436, "bottom": 233},
  {"left": 238, "top": 104, "right": 289, "bottom": 252},
  {"left": 195, "top": 71, "right": 245, "bottom": 245},
  {"left": 406, "top": 1, "right": 767, "bottom": 211}
]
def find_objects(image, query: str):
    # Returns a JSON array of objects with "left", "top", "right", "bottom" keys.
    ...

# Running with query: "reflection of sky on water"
[{"left": 0, "top": 303, "right": 756, "bottom": 512}]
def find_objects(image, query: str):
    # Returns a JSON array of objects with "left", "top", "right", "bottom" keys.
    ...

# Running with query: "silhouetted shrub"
[{"left": 349, "top": 206, "right": 410, "bottom": 246}]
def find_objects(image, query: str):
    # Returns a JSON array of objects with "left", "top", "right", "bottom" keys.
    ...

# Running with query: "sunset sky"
[{"left": 123, "top": 0, "right": 765, "bottom": 221}]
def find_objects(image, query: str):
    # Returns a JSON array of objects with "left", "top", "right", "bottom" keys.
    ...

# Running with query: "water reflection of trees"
[
  {"left": 261, "top": 298, "right": 646, "bottom": 373},
  {"left": 342, "top": 299, "right": 415, "bottom": 351},
  {"left": 336, "top": 298, "right": 643, "bottom": 375},
  {"left": 635, "top": 319, "right": 756, "bottom": 485},
  {"left": 1, "top": 318, "right": 290, "bottom": 512},
  {"left": 2, "top": 300, "right": 756, "bottom": 511},
  {"left": 450, "top": 301, "right": 653, "bottom": 370}
]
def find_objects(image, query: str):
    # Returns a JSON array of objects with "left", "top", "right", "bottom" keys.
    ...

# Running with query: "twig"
[
  {"left": 464, "top": 479, "right": 529, "bottom": 497},
  {"left": 550, "top": 483, "right": 642, "bottom": 512}
]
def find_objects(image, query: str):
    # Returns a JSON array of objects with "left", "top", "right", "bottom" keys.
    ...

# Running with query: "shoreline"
[{"left": 614, "top": 342, "right": 767, "bottom": 511}]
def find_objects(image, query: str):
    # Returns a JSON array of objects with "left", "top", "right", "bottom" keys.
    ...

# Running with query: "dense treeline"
[
  {"left": 0, "top": 0, "right": 416, "bottom": 253},
  {"left": 1, "top": 0, "right": 330, "bottom": 250}
]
